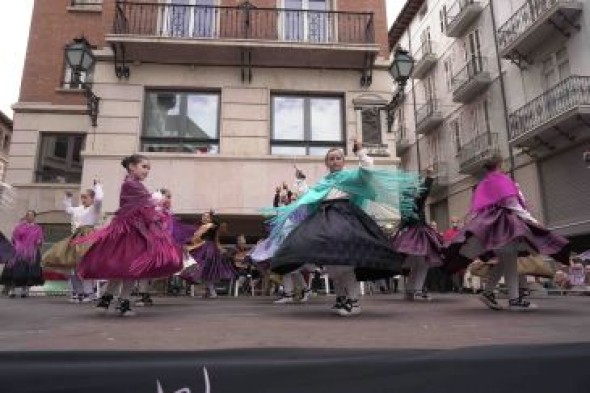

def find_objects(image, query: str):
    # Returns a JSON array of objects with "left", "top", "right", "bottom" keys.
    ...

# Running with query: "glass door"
[
  {"left": 283, "top": 0, "right": 330, "bottom": 42},
  {"left": 166, "top": 0, "right": 217, "bottom": 38}
]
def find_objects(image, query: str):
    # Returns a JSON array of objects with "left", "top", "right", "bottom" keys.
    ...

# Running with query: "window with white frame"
[
  {"left": 542, "top": 47, "right": 571, "bottom": 90},
  {"left": 142, "top": 91, "right": 220, "bottom": 154},
  {"left": 282, "top": 0, "right": 332, "bottom": 43},
  {"left": 443, "top": 58, "right": 453, "bottom": 90},
  {"left": 271, "top": 95, "right": 344, "bottom": 156},
  {"left": 424, "top": 75, "right": 436, "bottom": 102},
  {"left": 426, "top": 131, "right": 442, "bottom": 167},
  {"left": 164, "top": 0, "right": 218, "bottom": 38},
  {"left": 462, "top": 29, "right": 483, "bottom": 77},
  {"left": 62, "top": 64, "right": 87, "bottom": 89}
]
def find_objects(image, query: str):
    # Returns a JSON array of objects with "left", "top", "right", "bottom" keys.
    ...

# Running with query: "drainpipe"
[{"left": 489, "top": 0, "right": 516, "bottom": 179}]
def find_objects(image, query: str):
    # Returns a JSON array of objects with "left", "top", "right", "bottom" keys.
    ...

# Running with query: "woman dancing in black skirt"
[{"left": 253, "top": 140, "right": 418, "bottom": 316}]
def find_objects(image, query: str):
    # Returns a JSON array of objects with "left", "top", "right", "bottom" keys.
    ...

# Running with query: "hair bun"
[{"left": 121, "top": 156, "right": 131, "bottom": 169}]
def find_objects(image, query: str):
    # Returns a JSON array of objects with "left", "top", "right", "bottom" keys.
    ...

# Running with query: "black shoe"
[
  {"left": 96, "top": 294, "right": 114, "bottom": 312},
  {"left": 331, "top": 296, "right": 346, "bottom": 315},
  {"left": 479, "top": 291, "right": 502, "bottom": 311},
  {"left": 338, "top": 299, "right": 361, "bottom": 316},
  {"left": 116, "top": 299, "right": 136, "bottom": 317},
  {"left": 508, "top": 297, "right": 538, "bottom": 311}
]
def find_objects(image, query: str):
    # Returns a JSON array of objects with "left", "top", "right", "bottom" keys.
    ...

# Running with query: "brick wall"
[
  {"left": 19, "top": 0, "right": 111, "bottom": 104},
  {"left": 19, "top": 0, "right": 388, "bottom": 105}
]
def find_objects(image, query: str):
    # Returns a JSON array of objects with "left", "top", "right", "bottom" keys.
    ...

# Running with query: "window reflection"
[
  {"left": 143, "top": 91, "right": 220, "bottom": 153},
  {"left": 36, "top": 134, "right": 85, "bottom": 183},
  {"left": 271, "top": 95, "right": 344, "bottom": 156}
]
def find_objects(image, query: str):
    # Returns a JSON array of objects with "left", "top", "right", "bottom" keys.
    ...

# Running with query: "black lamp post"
[
  {"left": 386, "top": 46, "right": 414, "bottom": 132},
  {"left": 64, "top": 36, "right": 100, "bottom": 127}
]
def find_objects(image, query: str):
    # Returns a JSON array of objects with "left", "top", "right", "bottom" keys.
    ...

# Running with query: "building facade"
[
  {"left": 4, "top": 0, "right": 398, "bottom": 242},
  {"left": 0, "top": 111, "right": 12, "bottom": 182},
  {"left": 390, "top": 0, "right": 590, "bottom": 251}
]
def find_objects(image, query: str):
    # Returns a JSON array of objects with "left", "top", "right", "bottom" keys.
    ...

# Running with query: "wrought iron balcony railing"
[
  {"left": 113, "top": 1, "right": 375, "bottom": 45},
  {"left": 446, "top": 0, "right": 481, "bottom": 31},
  {"left": 413, "top": 40, "right": 436, "bottom": 62},
  {"left": 416, "top": 99, "right": 440, "bottom": 128},
  {"left": 497, "top": 0, "right": 579, "bottom": 53},
  {"left": 451, "top": 56, "right": 488, "bottom": 92},
  {"left": 508, "top": 75, "right": 590, "bottom": 141},
  {"left": 458, "top": 132, "right": 499, "bottom": 170}
]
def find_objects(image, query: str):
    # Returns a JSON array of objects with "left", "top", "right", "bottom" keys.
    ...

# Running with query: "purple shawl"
[
  {"left": 471, "top": 170, "right": 522, "bottom": 213},
  {"left": 119, "top": 175, "right": 154, "bottom": 211},
  {"left": 12, "top": 222, "right": 43, "bottom": 259}
]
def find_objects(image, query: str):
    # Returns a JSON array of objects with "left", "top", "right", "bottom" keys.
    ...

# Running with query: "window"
[
  {"left": 283, "top": 0, "right": 331, "bottom": 42},
  {"left": 69, "top": 0, "right": 103, "bottom": 6},
  {"left": 164, "top": 0, "right": 218, "bottom": 38},
  {"left": 36, "top": 134, "right": 85, "bottom": 183},
  {"left": 464, "top": 29, "right": 483, "bottom": 75},
  {"left": 420, "top": 27, "right": 432, "bottom": 55},
  {"left": 2, "top": 133, "right": 9, "bottom": 152},
  {"left": 360, "top": 108, "right": 382, "bottom": 145},
  {"left": 395, "top": 106, "right": 406, "bottom": 137},
  {"left": 443, "top": 58, "right": 453, "bottom": 90},
  {"left": 439, "top": 6, "right": 447, "bottom": 33},
  {"left": 424, "top": 75, "right": 436, "bottom": 102},
  {"left": 542, "top": 47, "right": 570, "bottom": 89},
  {"left": 142, "top": 91, "right": 220, "bottom": 153},
  {"left": 449, "top": 118, "right": 461, "bottom": 154},
  {"left": 271, "top": 95, "right": 344, "bottom": 156},
  {"left": 419, "top": 2, "right": 428, "bottom": 18},
  {"left": 62, "top": 64, "right": 87, "bottom": 89},
  {"left": 426, "top": 132, "right": 441, "bottom": 166}
]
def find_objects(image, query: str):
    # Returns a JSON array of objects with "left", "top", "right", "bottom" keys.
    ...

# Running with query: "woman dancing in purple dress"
[
  {"left": 77, "top": 154, "right": 182, "bottom": 316},
  {"left": 444, "top": 155, "right": 570, "bottom": 310}
]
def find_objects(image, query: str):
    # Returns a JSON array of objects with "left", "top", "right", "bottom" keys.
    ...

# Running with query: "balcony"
[
  {"left": 108, "top": 1, "right": 379, "bottom": 71},
  {"left": 394, "top": 125, "right": 412, "bottom": 155},
  {"left": 363, "top": 143, "right": 391, "bottom": 158},
  {"left": 416, "top": 100, "right": 443, "bottom": 135},
  {"left": 508, "top": 75, "right": 590, "bottom": 150},
  {"left": 445, "top": 0, "right": 483, "bottom": 37},
  {"left": 412, "top": 40, "right": 438, "bottom": 80},
  {"left": 458, "top": 132, "right": 500, "bottom": 175},
  {"left": 498, "top": 0, "right": 583, "bottom": 62},
  {"left": 431, "top": 161, "right": 450, "bottom": 191},
  {"left": 451, "top": 56, "right": 491, "bottom": 103}
]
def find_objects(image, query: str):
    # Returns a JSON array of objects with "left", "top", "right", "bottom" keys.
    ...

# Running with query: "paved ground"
[{"left": 0, "top": 293, "right": 588, "bottom": 351}]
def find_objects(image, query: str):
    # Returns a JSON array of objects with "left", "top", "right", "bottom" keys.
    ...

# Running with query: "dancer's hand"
[
  {"left": 295, "top": 168, "right": 306, "bottom": 180},
  {"left": 93, "top": 178, "right": 100, "bottom": 185},
  {"left": 352, "top": 139, "right": 362, "bottom": 154}
]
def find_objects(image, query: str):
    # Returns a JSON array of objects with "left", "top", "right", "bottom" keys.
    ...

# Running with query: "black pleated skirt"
[{"left": 271, "top": 199, "right": 403, "bottom": 280}]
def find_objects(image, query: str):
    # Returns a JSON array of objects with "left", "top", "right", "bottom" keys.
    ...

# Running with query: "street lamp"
[
  {"left": 64, "top": 36, "right": 100, "bottom": 127},
  {"left": 386, "top": 46, "right": 414, "bottom": 132},
  {"left": 388, "top": 46, "right": 414, "bottom": 88}
]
